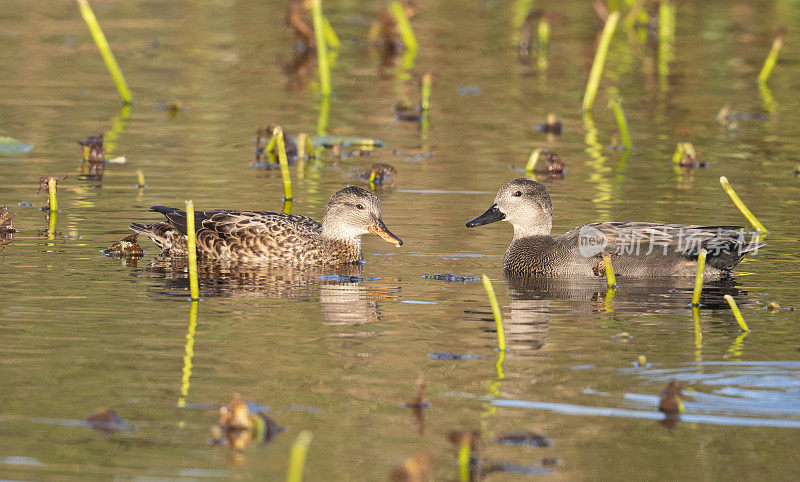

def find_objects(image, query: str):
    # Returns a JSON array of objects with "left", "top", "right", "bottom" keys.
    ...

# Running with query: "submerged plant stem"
[
  {"left": 390, "top": 1, "right": 418, "bottom": 51},
  {"left": 582, "top": 11, "right": 619, "bottom": 112},
  {"left": 275, "top": 127, "right": 294, "bottom": 202},
  {"left": 310, "top": 0, "right": 331, "bottom": 96},
  {"left": 609, "top": 99, "right": 632, "bottom": 150},
  {"left": 457, "top": 437, "right": 471, "bottom": 482},
  {"left": 758, "top": 26, "right": 785, "bottom": 84},
  {"left": 723, "top": 295, "right": 749, "bottom": 332},
  {"left": 719, "top": 176, "right": 767, "bottom": 233},
  {"left": 286, "top": 430, "right": 313, "bottom": 482},
  {"left": 185, "top": 200, "right": 199, "bottom": 301},
  {"left": 136, "top": 170, "right": 145, "bottom": 188},
  {"left": 691, "top": 248, "right": 707, "bottom": 306},
  {"left": 481, "top": 275, "right": 506, "bottom": 351},
  {"left": 76, "top": 0, "right": 133, "bottom": 104}
]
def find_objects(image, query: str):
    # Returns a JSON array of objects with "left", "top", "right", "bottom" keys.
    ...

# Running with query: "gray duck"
[
  {"left": 466, "top": 179, "right": 763, "bottom": 278},
  {"left": 131, "top": 186, "right": 402, "bottom": 265}
]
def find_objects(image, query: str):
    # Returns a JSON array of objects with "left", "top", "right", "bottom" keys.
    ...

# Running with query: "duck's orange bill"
[{"left": 369, "top": 219, "right": 403, "bottom": 247}]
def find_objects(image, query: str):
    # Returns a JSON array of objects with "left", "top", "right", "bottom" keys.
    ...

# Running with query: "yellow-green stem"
[
  {"left": 672, "top": 142, "right": 685, "bottom": 165},
  {"left": 691, "top": 248, "right": 707, "bottom": 306},
  {"left": 723, "top": 294, "right": 749, "bottom": 332},
  {"left": 48, "top": 178, "right": 58, "bottom": 212},
  {"left": 275, "top": 127, "right": 294, "bottom": 201},
  {"left": 525, "top": 148, "right": 541, "bottom": 174},
  {"left": 609, "top": 99, "right": 632, "bottom": 150},
  {"left": 185, "top": 200, "right": 199, "bottom": 301},
  {"left": 310, "top": 0, "right": 331, "bottom": 97},
  {"left": 368, "top": 168, "right": 377, "bottom": 190},
  {"left": 458, "top": 437, "right": 471, "bottom": 482},
  {"left": 758, "top": 29, "right": 784, "bottom": 84},
  {"left": 719, "top": 176, "right": 767, "bottom": 233},
  {"left": 538, "top": 18, "right": 550, "bottom": 70},
  {"left": 482, "top": 275, "right": 506, "bottom": 352},
  {"left": 178, "top": 299, "right": 198, "bottom": 408},
  {"left": 322, "top": 16, "right": 340, "bottom": 49},
  {"left": 286, "top": 430, "right": 313, "bottom": 482},
  {"left": 390, "top": 1, "right": 418, "bottom": 51},
  {"left": 136, "top": 170, "right": 145, "bottom": 188},
  {"left": 421, "top": 73, "right": 432, "bottom": 141},
  {"left": 76, "top": 0, "right": 133, "bottom": 104},
  {"left": 603, "top": 254, "right": 617, "bottom": 288},
  {"left": 47, "top": 210, "right": 57, "bottom": 238},
  {"left": 582, "top": 11, "right": 619, "bottom": 112}
]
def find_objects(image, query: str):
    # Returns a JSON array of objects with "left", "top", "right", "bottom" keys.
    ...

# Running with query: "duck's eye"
[
  {"left": 356, "top": 203, "right": 365, "bottom": 210},
  {"left": 513, "top": 191, "right": 522, "bottom": 197}
]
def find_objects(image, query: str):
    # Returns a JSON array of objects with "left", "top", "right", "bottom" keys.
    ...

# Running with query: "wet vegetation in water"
[{"left": 1, "top": 0, "right": 800, "bottom": 479}]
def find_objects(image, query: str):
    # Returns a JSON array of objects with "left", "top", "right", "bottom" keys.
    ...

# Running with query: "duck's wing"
[
  {"left": 587, "top": 222, "right": 763, "bottom": 269},
  {"left": 149, "top": 206, "right": 321, "bottom": 236}
]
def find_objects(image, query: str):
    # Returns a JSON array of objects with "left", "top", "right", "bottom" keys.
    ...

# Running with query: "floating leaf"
[{"left": 0, "top": 136, "right": 33, "bottom": 155}]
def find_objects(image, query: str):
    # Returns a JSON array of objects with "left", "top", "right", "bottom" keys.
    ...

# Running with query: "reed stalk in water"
[
  {"left": 758, "top": 26, "right": 786, "bottom": 84},
  {"left": 608, "top": 99, "right": 632, "bottom": 150},
  {"left": 525, "top": 148, "right": 541, "bottom": 174},
  {"left": 322, "top": 16, "right": 340, "bottom": 49},
  {"left": 48, "top": 178, "right": 58, "bottom": 212},
  {"left": 185, "top": 200, "right": 199, "bottom": 301},
  {"left": 390, "top": 1, "right": 418, "bottom": 51},
  {"left": 458, "top": 437, "right": 471, "bottom": 482},
  {"left": 538, "top": 17, "right": 550, "bottom": 70},
  {"left": 602, "top": 254, "right": 617, "bottom": 288},
  {"left": 286, "top": 430, "right": 313, "bottom": 482},
  {"left": 691, "top": 248, "right": 707, "bottom": 306},
  {"left": 582, "top": 11, "right": 619, "bottom": 112},
  {"left": 719, "top": 176, "right": 767, "bottom": 233},
  {"left": 275, "top": 127, "right": 294, "bottom": 202},
  {"left": 76, "top": 0, "right": 133, "bottom": 104},
  {"left": 723, "top": 294, "right": 749, "bottom": 332},
  {"left": 481, "top": 275, "right": 506, "bottom": 352},
  {"left": 136, "top": 170, "right": 146, "bottom": 188},
  {"left": 310, "top": 0, "right": 331, "bottom": 96}
]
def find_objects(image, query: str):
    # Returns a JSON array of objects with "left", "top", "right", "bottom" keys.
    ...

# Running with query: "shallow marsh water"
[{"left": 1, "top": 1, "right": 800, "bottom": 479}]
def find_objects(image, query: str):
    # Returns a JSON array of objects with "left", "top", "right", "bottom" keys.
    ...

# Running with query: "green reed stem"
[
  {"left": 603, "top": 253, "right": 617, "bottom": 288},
  {"left": 47, "top": 178, "right": 58, "bottom": 212},
  {"left": 390, "top": 1, "right": 418, "bottom": 51},
  {"left": 185, "top": 200, "right": 199, "bottom": 301},
  {"left": 76, "top": 0, "right": 132, "bottom": 104},
  {"left": 178, "top": 299, "right": 198, "bottom": 408},
  {"left": 421, "top": 72, "right": 432, "bottom": 140},
  {"left": 136, "top": 170, "right": 146, "bottom": 188},
  {"left": 719, "top": 176, "right": 767, "bottom": 233},
  {"left": 609, "top": 99, "right": 632, "bottom": 150},
  {"left": 458, "top": 437, "right": 471, "bottom": 482},
  {"left": 47, "top": 210, "right": 57, "bottom": 239},
  {"left": 525, "top": 148, "right": 541, "bottom": 174},
  {"left": 671, "top": 142, "right": 685, "bottom": 165},
  {"left": 582, "top": 11, "right": 619, "bottom": 112},
  {"left": 758, "top": 26, "right": 785, "bottom": 84},
  {"left": 323, "top": 16, "right": 340, "bottom": 49},
  {"left": 723, "top": 294, "right": 749, "bottom": 332},
  {"left": 368, "top": 168, "right": 377, "bottom": 190},
  {"left": 264, "top": 134, "right": 278, "bottom": 156},
  {"left": 538, "top": 18, "right": 550, "bottom": 70},
  {"left": 310, "top": 0, "right": 331, "bottom": 97},
  {"left": 691, "top": 248, "right": 707, "bottom": 306},
  {"left": 275, "top": 127, "right": 294, "bottom": 202},
  {"left": 481, "top": 275, "right": 506, "bottom": 352},
  {"left": 286, "top": 430, "right": 313, "bottom": 482}
]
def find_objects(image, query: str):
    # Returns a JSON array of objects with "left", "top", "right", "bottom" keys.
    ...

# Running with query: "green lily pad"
[{"left": 0, "top": 136, "right": 33, "bottom": 155}]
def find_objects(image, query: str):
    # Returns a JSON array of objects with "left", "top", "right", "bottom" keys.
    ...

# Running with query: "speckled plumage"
[
  {"left": 131, "top": 186, "right": 402, "bottom": 265},
  {"left": 467, "top": 179, "right": 764, "bottom": 278}
]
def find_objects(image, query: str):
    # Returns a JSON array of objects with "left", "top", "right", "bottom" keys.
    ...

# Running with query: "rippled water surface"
[{"left": 2, "top": 1, "right": 800, "bottom": 479}]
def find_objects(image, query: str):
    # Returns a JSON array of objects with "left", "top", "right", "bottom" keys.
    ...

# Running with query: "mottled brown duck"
[
  {"left": 131, "top": 186, "right": 402, "bottom": 265},
  {"left": 466, "top": 179, "right": 763, "bottom": 278}
]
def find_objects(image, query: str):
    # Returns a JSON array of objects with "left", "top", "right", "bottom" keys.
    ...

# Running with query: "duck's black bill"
[
  {"left": 369, "top": 219, "right": 403, "bottom": 247},
  {"left": 466, "top": 204, "right": 505, "bottom": 227}
]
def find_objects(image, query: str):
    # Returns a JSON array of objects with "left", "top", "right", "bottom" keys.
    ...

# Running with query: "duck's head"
[
  {"left": 466, "top": 178, "right": 553, "bottom": 238},
  {"left": 322, "top": 186, "right": 403, "bottom": 247}
]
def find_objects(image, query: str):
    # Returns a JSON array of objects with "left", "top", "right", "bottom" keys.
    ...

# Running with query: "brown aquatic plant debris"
[
  {"left": 211, "top": 393, "right": 281, "bottom": 451},
  {"left": 766, "top": 301, "right": 781, "bottom": 312},
  {"left": 375, "top": 1, "right": 418, "bottom": 53},
  {"left": 286, "top": 0, "right": 314, "bottom": 49},
  {"left": 78, "top": 134, "right": 106, "bottom": 180},
  {"left": 772, "top": 25, "right": 787, "bottom": 50},
  {"left": 0, "top": 206, "right": 15, "bottom": 233},
  {"left": 536, "top": 112, "right": 562, "bottom": 135},
  {"left": 536, "top": 151, "right": 566, "bottom": 175},
  {"left": 658, "top": 380, "right": 684, "bottom": 415},
  {"left": 591, "top": 0, "right": 610, "bottom": 23},
  {"left": 363, "top": 162, "right": 397, "bottom": 185},
  {"left": 407, "top": 373, "right": 426, "bottom": 408},
  {"left": 36, "top": 174, "right": 69, "bottom": 195},
  {"left": 496, "top": 430, "right": 551, "bottom": 447},
  {"left": 389, "top": 452, "right": 434, "bottom": 482},
  {"left": 82, "top": 408, "right": 126, "bottom": 437},
  {"left": 518, "top": 11, "right": 563, "bottom": 61},
  {"left": 102, "top": 233, "right": 144, "bottom": 257}
]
